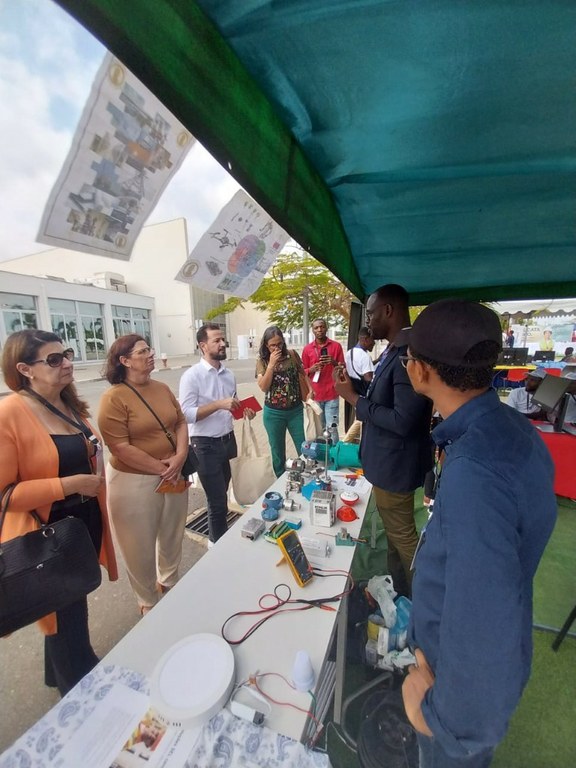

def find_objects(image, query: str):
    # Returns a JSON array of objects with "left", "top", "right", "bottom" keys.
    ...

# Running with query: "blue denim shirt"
[{"left": 408, "top": 389, "right": 556, "bottom": 758}]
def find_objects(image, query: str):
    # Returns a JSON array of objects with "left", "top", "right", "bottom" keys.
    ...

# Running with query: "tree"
[{"left": 205, "top": 250, "right": 356, "bottom": 329}]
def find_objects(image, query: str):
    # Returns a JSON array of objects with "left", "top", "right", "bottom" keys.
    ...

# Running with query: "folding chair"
[{"left": 502, "top": 368, "right": 527, "bottom": 389}]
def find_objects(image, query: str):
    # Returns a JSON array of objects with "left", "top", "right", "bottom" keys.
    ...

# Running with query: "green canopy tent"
[{"left": 55, "top": 0, "right": 576, "bottom": 304}]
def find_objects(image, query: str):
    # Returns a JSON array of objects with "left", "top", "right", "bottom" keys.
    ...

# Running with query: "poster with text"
[
  {"left": 37, "top": 53, "right": 194, "bottom": 259},
  {"left": 175, "top": 190, "right": 289, "bottom": 298}
]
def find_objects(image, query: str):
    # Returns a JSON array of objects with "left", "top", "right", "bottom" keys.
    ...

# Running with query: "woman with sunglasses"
[
  {"left": 256, "top": 326, "right": 313, "bottom": 476},
  {"left": 98, "top": 335, "right": 189, "bottom": 615},
  {"left": 0, "top": 330, "right": 117, "bottom": 696}
]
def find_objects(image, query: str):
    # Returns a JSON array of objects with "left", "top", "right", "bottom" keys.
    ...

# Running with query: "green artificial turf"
[
  {"left": 533, "top": 497, "right": 576, "bottom": 631},
  {"left": 328, "top": 491, "right": 576, "bottom": 767},
  {"left": 492, "top": 630, "right": 576, "bottom": 767}
]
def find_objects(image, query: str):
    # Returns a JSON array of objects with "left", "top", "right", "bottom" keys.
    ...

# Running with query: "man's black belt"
[{"left": 191, "top": 432, "right": 234, "bottom": 443}]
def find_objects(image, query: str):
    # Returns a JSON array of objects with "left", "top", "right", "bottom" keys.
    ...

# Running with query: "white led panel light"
[{"left": 150, "top": 634, "right": 235, "bottom": 729}]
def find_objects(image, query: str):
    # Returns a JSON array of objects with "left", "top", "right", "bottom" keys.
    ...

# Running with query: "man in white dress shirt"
[
  {"left": 345, "top": 326, "right": 375, "bottom": 388},
  {"left": 179, "top": 323, "right": 252, "bottom": 542},
  {"left": 342, "top": 326, "right": 375, "bottom": 442},
  {"left": 504, "top": 368, "right": 546, "bottom": 419}
]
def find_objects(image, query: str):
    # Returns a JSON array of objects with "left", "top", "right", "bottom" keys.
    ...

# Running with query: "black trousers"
[
  {"left": 191, "top": 434, "right": 237, "bottom": 543},
  {"left": 44, "top": 499, "right": 101, "bottom": 696},
  {"left": 44, "top": 598, "right": 99, "bottom": 696}
]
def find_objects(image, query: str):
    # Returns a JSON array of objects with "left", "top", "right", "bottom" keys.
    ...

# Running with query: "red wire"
[{"left": 221, "top": 576, "right": 355, "bottom": 645}]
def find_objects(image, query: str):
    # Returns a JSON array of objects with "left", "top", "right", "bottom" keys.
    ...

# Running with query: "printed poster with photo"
[
  {"left": 109, "top": 708, "right": 199, "bottom": 768},
  {"left": 175, "top": 190, "right": 290, "bottom": 298},
  {"left": 37, "top": 53, "right": 194, "bottom": 259}
]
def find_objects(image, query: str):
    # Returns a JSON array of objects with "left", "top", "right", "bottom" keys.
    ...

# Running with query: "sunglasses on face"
[{"left": 30, "top": 349, "right": 75, "bottom": 368}]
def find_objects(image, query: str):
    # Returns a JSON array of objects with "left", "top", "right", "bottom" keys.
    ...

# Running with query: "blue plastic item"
[
  {"left": 388, "top": 596, "right": 412, "bottom": 651},
  {"left": 301, "top": 478, "right": 331, "bottom": 501}
]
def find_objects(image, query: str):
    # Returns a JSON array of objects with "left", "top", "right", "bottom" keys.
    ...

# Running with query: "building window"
[
  {"left": 50, "top": 298, "right": 81, "bottom": 359},
  {"left": 112, "top": 305, "right": 151, "bottom": 343},
  {"left": 0, "top": 292, "right": 38, "bottom": 337},
  {"left": 48, "top": 299, "right": 106, "bottom": 362}
]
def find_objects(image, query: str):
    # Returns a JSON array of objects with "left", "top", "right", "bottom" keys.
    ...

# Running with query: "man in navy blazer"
[{"left": 334, "top": 284, "right": 432, "bottom": 596}]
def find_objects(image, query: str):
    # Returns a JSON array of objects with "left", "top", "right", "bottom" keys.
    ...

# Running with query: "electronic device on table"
[
  {"left": 310, "top": 489, "right": 336, "bottom": 527},
  {"left": 150, "top": 634, "right": 235, "bottom": 729},
  {"left": 533, "top": 350, "right": 555, "bottom": 362},
  {"left": 498, "top": 347, "right": 529, "bottom": 365},
  {"left": 532, "top": 375, "right": 575, "bottom": 434},
  {"left": 510, "top": 347, "right": 529, "bottom": 365},
  {"left": 276, "top": 530, "right": 314, "bottom": 587},
  {"left": 241, "top": 518, "right": 266, "bottom": 540}
]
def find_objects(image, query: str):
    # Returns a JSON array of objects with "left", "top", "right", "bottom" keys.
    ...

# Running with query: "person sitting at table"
[
  {"left": 560, "top": 346, "right": 575, "bottom": 363},
  {"left": 504, "top": 368, "right": 547, "bottom": 419}
]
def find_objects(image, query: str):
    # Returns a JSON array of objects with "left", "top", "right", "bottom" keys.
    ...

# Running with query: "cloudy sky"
[{"left": 0, "top": 0, "right": 242, "bottom": 264}]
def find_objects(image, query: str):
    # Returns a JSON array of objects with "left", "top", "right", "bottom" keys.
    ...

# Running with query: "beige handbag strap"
[{"left": 240, "top": 417, "right": 262, "bottom": 458}]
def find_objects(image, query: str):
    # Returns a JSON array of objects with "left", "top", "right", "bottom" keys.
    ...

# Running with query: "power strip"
[{"left": 300, "top": 536, "right": 331, "bottom": 558}]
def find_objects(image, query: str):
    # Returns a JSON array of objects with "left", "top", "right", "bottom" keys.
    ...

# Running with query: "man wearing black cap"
[
  {"left": 400, "top": 299, "right": 557, "bottom": 767},
  {"left": 333, "top": 283, "right": 433, "bottom": 597}
]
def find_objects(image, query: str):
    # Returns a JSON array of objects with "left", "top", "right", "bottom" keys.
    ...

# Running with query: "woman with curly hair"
[{"left": 256, "top": 326, "right": 312, "bottom": 476}]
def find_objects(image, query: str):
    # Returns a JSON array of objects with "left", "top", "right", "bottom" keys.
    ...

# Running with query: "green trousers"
[{"left": 263, "top": 403, "right": 305, "bottom": 477}]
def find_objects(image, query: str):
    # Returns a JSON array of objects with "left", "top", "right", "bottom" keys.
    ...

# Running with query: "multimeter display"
[{"left": 277, "top": 530, "right": 314, "bottom": 587}]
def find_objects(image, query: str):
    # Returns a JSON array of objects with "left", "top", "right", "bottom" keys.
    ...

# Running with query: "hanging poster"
[
  {"left": 175, "top": 190, "right": 289, "bottom": 298},
  {"left": 37, "top": 53, "right": 194, "bottom": 259}
]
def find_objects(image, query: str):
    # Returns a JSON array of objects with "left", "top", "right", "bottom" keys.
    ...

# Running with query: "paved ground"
[{"left": 0, "top": 351, "right": 342, "bottom": 752}]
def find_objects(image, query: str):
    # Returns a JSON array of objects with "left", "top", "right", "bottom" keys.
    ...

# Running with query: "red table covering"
[{"left": 534, "top": 423, "right": 576, "bottom": 499}]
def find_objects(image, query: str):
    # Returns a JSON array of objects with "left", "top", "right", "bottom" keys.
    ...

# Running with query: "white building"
[
  {"left": 0, "top": 270, "right": 155, "bottom": 365},
  {"left": 0, "top": 218, "right": 272, "bottom": 362}
]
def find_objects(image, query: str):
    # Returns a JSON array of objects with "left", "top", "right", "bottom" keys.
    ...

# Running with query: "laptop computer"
[
  {"left": 533, "top": 350, "right": 555, "bottom": 362},
  {"left": 511, "top": 347, "right": 529, "bottom": 365}
]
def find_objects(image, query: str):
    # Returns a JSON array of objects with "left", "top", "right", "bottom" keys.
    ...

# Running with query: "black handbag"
[
  {"left": 123, "top": 382, "right": 198, "bottom": 477},
  {"left": 0, "top": 484, "right": 102, "bottom": 637}
]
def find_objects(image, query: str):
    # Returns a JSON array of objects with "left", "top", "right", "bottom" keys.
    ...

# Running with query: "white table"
[{"left": 104, "top": 470, "right": 371, "bottom": 742}]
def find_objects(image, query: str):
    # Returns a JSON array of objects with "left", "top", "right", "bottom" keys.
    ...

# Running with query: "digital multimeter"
[{"left": 277, "top": 530, "right": 314, "bottom": 587}]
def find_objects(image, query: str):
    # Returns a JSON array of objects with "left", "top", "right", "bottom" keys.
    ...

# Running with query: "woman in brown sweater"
[{"left": 98, "top": 335, "right": 189, "bottom": 615}]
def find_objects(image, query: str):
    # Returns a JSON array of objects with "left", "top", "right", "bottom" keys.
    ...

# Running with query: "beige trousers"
[{"left": 106, "top": 465, "right": 188, "bottom": 609}]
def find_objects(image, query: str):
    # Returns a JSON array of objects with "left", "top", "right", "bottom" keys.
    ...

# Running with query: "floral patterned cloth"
[
  {"left": 0, "top": 664, "right": 331, "bottom": 768},
  {"left": 256, "top": 352, "right": 304, "bottom": 410}
]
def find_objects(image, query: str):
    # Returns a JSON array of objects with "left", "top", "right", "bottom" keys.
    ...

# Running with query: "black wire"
[{"left": 221, "top": 582, "right": 346, "bottom": 645}]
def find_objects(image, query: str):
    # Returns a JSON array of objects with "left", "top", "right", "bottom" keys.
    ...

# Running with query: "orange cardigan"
[{"left": 0, "top": 393, "right": 118, "bottom": 635}]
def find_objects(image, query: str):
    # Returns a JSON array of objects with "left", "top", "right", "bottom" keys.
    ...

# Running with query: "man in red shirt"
[{"left": 301, "top": 318, "right": 345, "bottom": 439}]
